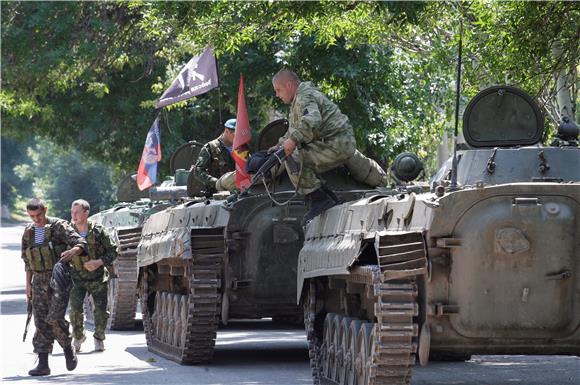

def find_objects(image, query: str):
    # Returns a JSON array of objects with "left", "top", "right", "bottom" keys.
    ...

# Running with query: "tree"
[
  {"left": 1, "top": 136, "right": 33, "bottom": 209},
  {"left": 2, "top": 1, "right": 577, "bottom": 188},
  {"left": 460, "top": 1, "right": 579, "bottom": 127},
  {"left": 15, "top": 141, "right": 116, "bottom": 219}
]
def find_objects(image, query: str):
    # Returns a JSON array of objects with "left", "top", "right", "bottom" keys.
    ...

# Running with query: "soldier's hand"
[
  {"left": 26, "top": 285, "right": 32, "bottom": 303},
  {"left": 59, "top": 250, "right": 74, "bottom": 262},
  {"left": 282, "top": 138, "right": 297, "bottom": 156},
  {"left": 59, "top": 246, "right": 82, "bottom": 262},
  {"left": 84, "top": 259, "right": 104, "bottom": 272}
]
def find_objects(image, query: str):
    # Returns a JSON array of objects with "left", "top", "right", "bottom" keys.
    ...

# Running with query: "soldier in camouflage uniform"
[
  {"left": 21, "top": 198, "right": 86, "bottom": 376},
  {"left": 68, "top": 199, "right": 118, "bottom": 353},
  {"left": 272, "top": 68, "right": 386, "bottom": 222},
  {"left": 192, "top": 119, "right": 237, "bottom": 192}
]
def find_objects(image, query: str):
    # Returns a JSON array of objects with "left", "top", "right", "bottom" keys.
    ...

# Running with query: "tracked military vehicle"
[
  {"left": 89, "top": 198, "right": 153, "bottom": 329},
  {"left": 87, "top": 141, "right": 203, "bottom": 329},
  {"left": 297, "top": 86, "right": 580, "bottom": 385},
  {"left": 136, "top": 119, "right": 388, "bottom": 364}
]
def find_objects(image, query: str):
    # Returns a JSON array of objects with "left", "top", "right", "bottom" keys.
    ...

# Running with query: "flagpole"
[{"left": 215, "top": 55, "right": 223, "bottom": 126}]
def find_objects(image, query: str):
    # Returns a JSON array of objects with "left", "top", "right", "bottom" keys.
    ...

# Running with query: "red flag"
[
  {"left": 232, "top": 73, "right": 252, "bottom": 190},
  {"left": 136, "top": 116, "right": 161, "bottom": 191}
]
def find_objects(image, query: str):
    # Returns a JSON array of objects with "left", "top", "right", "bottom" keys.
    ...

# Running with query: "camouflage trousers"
[
  {"left": 31, "top": 272, "right": 72, "bottom": 353},
  {"left": 69, "top": 277, "right": 109, "bottom": 341},
  {"left": 344, "top": 150, "right": 389, "bottom": 187},
  {"left": 286, "top": 131, "right": 356, "bottom": 194},
  {"left": 216, "top": 171, "right": 236, "bottom": 192}
]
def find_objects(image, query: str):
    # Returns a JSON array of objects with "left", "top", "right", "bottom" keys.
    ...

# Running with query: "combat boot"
[
  {"left": 320, "top": 184, "right": 341, "bottom": 204},
  {"left": 303, "top": 188, "right": 337, "bottom": 225},
  {"left": 63, "top": 345, "right": 77, "bottom": 371},
  {"left": 28, "top": 353, "right": 50, "bottom": 376},
  {"left": 94, "top": 337, "right": 105, "bottom": 352},
  {"left": 73, "top": 335, "right": 86, "bottom": 352}
]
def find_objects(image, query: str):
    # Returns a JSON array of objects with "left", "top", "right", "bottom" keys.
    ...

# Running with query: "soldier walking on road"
[
  {"left": 69, "top": 199, "right": 118, "bottom": 352},
  {"left": 191, "top": 119, "right": 237, "bottom": 192},
  {"left": 21, "top": 198, "right": 86, "bottom": 376}
]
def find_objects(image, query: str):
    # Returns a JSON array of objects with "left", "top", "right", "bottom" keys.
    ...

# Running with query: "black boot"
[
  {"left": 63, "top": 345, "right": 77, "bottom": 371},
  {"left": 320, "top": 184, "right": 341, "bottom": 204},
  {"left": 28, "top": 353, "right": 50, "bottom": 376},
  {"left": 303, "top": 188, "right": 337, "bottom": 224}
]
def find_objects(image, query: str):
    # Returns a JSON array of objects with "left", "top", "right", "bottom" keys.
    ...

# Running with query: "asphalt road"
[{"left": 1, "top": 222, "right": 578, "bottom": 385}]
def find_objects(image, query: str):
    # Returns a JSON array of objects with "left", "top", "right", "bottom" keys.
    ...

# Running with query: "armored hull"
[
  {"left": 297, "top": 86, "right": 580, "bottom": 384},
  {"left": 89, "top": 201, "right": 168, "bottom": 329},
  {"left": 137, "top": 184, "right": 307, "bottom": 363}
]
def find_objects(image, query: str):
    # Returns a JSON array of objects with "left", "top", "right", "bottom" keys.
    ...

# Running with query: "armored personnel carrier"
[
  {"left": 297, "top": 86, "right": 580, "bottom": 385},
  {"left": 89, "top": 198, "right": 153, "bottom": 329},
  {"left": 87, "top": 141, "right": 202, "bottom": 329},
  {"left": 136, "top": 119, "right": 387, "bottom": 364}
]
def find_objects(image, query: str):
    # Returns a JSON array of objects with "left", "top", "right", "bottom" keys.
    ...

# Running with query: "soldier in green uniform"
[
  {"left": 272, "top": 68, "right": 386, "bottom": 222},
  {"left": 22, "top": 198, "right": 86, "bottom": 376},
  {"left": 192, "top": 119, "right": 237, "bottom": 192},
  {"left": 68, "top": 199, "right": 118, "bottom": 353}
]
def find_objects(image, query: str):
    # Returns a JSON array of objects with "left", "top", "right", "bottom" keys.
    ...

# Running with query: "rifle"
[
  {"left": 250, "top": 148, "right": 289, "bottom": 185},
  {"left": 23, "top": 301, "right": 32, "bottom": 342},
  {"left": 226, "top": 148, "right": 301, "bottom": 204},
  {"left": 227, "top": 148, "right": 289, "bottom": 204}
]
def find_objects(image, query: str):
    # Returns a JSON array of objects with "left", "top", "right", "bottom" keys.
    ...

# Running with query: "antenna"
[{"left": 449, "top": 16, "right": 463, "bottom": 191}]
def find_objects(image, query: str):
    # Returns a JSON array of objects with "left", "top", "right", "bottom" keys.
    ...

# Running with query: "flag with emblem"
[
  {"left": 232, "top": 73, "right": 252, "bottom": 190},
  {"left": 136, "top": 115, "right": 161, "bottom": 191},
  {"left": 155, "top": 47, "right": 219, "bottom": 109}
]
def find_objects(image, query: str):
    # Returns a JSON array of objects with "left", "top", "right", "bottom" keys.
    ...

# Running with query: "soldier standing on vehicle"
[
  {"left": 21, "top": 198, "right": 86, "bottom": 376},
  {"left": 272, "top": 68, "right": 387, "bottom": 223},
  {"left": 68, "top": 199, "right": 118, "bottom": 353},
  {"left": 192, "top": 119, "right": 237, "bottom": 192}
]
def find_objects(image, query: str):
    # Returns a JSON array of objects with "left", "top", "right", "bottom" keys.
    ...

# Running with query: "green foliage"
[
  {"left": 1, "top": 136, "right": 33, "bottom": 208},
  {"left": 1, "top": 0, "right": 577, "bottom": 198},
  {"left": 15, "top": 141, "right": 116, "bottom": 219},
  {"left": 461, "top": 1, "right": 579, "bottom": 124}
]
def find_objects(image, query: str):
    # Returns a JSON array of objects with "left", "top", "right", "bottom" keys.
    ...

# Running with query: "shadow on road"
[
  {"left": 0, "top": 244, "right": 22, "bottom": 251},
  {"left": 0, "top": 296, "right": 27, "bottom": 315},
  {"left": 213, "top": 345, "right": 309, "bottom": 366},
  {"left": 413, "top": 355, "right": 580, "bottom": 385},
  {"left": 2, "top": 368, "right": 163, "bottom": 384},
  {"left": 3, "top": 374, "right": 70, "bottom": 383},
  {"left": 0, "top": 288, "right": 26, "bottom": 295}
]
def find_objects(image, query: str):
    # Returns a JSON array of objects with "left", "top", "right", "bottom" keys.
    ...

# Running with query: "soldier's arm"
[
  {"left": 21, "top": 231, "right": 32, "bottom": 272},
  {"left": 193, "top": 146, "right": 218, "bottom": 186},
  {"left": 288, "top": 93, "right": 321, "bottom": 145},
  {"left": 98, "top": 226, "right": 118, "bottom": 266},
  {"left": 55, "top": 220, "right": 87, "bottom": 261},
  {"left": 276, "top": 130, "right": 290, "bottom": 148},
  {"left": 21, "top": 233, "right": 32, "bottom": 302},
  {"left": 84, "top": 226, "right": 118, "bottom": 272}
]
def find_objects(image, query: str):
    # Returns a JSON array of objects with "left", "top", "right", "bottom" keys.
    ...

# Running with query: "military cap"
[{"left": 224, "top": 119, "right": 236, "bottom": 130}]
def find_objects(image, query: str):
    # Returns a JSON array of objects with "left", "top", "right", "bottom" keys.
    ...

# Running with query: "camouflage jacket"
[
  {"left": 21, "top": 217, "right": 87, "bottom": 273},
  {"left": 192, "top": 135, "right": 235, "bottom": 188},
  {"left": 71, "top": 220, "right": 118, "bottom": 282},
  {"left": 281, "top": 81, "right": 354, "bottom": 147}
]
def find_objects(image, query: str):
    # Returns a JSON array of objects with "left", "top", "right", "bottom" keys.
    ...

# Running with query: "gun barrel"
[
  {"left": 149, "top": 186, "right": 188, "bottom": 201},
  {"left": 23, "top": 301, "right": 32, "bottom": 342}
]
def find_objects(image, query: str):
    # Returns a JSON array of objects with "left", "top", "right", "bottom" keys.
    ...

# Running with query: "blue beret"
[{"left": 224, "top": 119, "right": 236, "bottom": 130}]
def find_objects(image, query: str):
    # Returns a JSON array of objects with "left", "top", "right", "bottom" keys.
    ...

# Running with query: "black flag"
[{"left": 155, "top": 47, "right": 219, "bottom": 109}]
